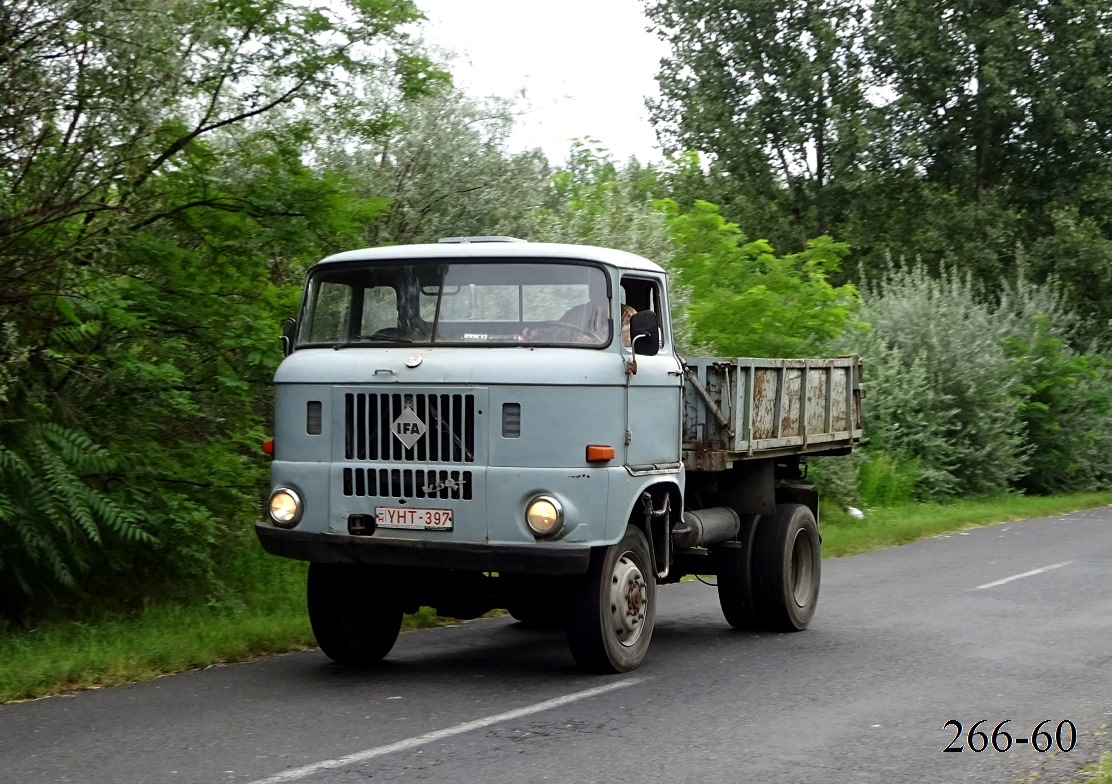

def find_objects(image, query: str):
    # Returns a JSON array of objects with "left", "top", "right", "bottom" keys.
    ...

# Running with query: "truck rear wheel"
[
  {"left": 566, "top": 525, "right": 656, "bottom": 673},
  {"left": 307, "top": 563, "right": 403, "bottom": 666},
  {"left": 751, "top": 503, "right": 820, "bottom": 631},
  {"left": 716, "top": 537, "right": 759, "bottom": 629}
]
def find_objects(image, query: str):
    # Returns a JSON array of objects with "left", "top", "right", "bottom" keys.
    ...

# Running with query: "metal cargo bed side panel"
[{"left": 682, "top": 357, "right": 863, "bottom": 471}]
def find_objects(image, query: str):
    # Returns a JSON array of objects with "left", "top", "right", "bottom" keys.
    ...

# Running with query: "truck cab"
[{"left": 258, "top": 239, "right": 860, "bottom": 672}]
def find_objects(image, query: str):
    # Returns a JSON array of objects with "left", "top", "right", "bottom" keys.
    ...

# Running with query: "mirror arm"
[{"left": 627, "top": 334, "right": 649, "bottom": 375}]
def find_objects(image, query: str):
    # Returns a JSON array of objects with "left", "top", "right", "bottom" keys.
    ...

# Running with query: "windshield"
[{"left": 297, "top": 261, "right": 612, "bottom": 348}]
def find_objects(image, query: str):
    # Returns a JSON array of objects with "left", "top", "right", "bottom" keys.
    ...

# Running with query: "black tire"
[
  {"left": 566, "top": 526, "right": 656, "bottom": 673},
  {"left": 307, "top": 563, "right": 403, "bottom": 666},
  {"left": 751, "top": 503, "right": 821, "bottom": 631},
  {"left": 716, "top": 536, "right": 759, "bottom": 629}
]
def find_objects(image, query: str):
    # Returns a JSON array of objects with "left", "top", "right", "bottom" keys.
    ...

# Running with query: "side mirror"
[
  {"left": 280, "top": 318, "right": 298, "bottom": 357},
  {"left": 629, "top": 310, "right": 660, "bottom": 357}
]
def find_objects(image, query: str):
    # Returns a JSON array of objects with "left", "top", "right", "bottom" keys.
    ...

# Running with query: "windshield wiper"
[{"left": 332, "top": 335, "right": 414, "bottom": 349}]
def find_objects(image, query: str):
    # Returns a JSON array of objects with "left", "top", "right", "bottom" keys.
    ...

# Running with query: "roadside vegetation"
[
  {"left": 1061, "top": 751, "right": 1112, "bottom": 784},
  {"left": 1080, "top": 752, "right": 1112, "bottom": 784},
  {"left": 819, "top": 493, "right": 1112, "bottom": 557},
  {"left": 4, "top": 491, "right": 1110, "bottom": 704},
  {"left": 2, "top": 0, "right": 1111, "bottom": 702},
  {"left": 0, "top": 545, "right": 466, "bottom": 703}
]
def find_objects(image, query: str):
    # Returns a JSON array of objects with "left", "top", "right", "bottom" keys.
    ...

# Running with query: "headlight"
[
  {"left": 268, "top": 488, "right": 303, "bottom": 528},
  {"left": 525, "top": 495, "right": 563, "bottom": 538}
]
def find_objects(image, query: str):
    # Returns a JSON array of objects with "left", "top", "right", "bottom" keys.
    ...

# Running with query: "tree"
[
  {"left": 528, "top": 142, "right": 703, "bottom": 348},
  {"left": 1006, "top": 317, "right": 1112, "bottom": 494},
  {"left": 0, "top": 0, "right": 422, "bottom": 613},
  {"left": 646, "top": 0, "right": 1112, "bottom": 343},
  {"left": 533, "top": 140, "right": 674, "bottom": 261},
  {"left": 646, "top": 0, "right": 870, "bottom": 250},
  {"left": 863, "top": 0, "right": 1112, "bottom": 295},
  {"left": 663, "top": 200, "right": 863, "bottom": 357},
  {"left": 534, "top": 143, "right": 863, "bottom": 357},
  {"left": 312, "top": 79, "right": 551, "bottom": 246}
]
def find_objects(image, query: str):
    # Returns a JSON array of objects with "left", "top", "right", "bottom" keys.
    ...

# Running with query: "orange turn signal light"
[
  {"left": 586, "top": 445, "right": 615, "bottom": 462},
  {"left": 261, "top": 438, "right": 274, "bottom": 456}
]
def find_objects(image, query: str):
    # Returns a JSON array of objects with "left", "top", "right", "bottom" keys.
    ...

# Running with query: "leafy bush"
[
  {"left": 853, "top": 261, "right": 1112, "bottom": 499},
  {"left": 855, "top": 263, "right": 1029, "bottom": 498},
  {"left": 1006, "top": 317, "right": 1112, "bottom": 494},
  {"left": 857, "top": 452, "right": 920, "bottom": 507},
  {"left": 808, "top": 450, "right": 865, "bottom": 509},
  {"left": 662, "top": 200, "right": 864, "bottom": 357}
]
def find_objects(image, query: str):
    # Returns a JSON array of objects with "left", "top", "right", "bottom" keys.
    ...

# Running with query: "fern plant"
[{"left": 0, "top": 422, "right": 151, "bottom": 605}]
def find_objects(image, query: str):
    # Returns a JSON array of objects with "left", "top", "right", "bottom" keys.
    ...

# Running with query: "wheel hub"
[{"left": 609, "top": 554, "right": 647, "bottom": 647}]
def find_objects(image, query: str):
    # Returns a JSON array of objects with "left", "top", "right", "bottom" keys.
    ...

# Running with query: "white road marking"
[
  {"left": 246, "top": 678, "right": 641, "bottom": 784},
  {"left": 970, "top": 561, "right": 1073, "bottom": 591}
]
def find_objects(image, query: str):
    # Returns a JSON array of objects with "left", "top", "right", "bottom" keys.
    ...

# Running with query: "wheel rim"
[
  {"left": 790, "top": 529, "right": 816, "bottom": 607},
  {"left": 609, "top": 552, "right": 648, "bottom": 647}
]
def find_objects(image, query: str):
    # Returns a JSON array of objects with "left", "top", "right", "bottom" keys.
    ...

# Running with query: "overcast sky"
[{"left": 414, "top": 0, "right": 671, "bottom": 165}]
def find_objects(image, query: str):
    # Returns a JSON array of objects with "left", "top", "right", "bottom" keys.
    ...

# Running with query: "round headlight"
[
  {"left": 268, "top": 488, "right": 303, "bottom": 528},
  {"left": 525, "top": 495, "right": 563, "bottom": 538}
]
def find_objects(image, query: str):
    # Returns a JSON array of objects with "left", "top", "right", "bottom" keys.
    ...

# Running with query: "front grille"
[
  {"left": 343, "top": 468, "right": 473, "bottom": 500},
  {"left": 344, "top": 392, "right": 476, "bottom": 463}
]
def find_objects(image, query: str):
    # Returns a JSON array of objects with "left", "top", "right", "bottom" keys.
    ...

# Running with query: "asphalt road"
[{"left": 2, "top": 508, "right": 1110, "bottom": 784}]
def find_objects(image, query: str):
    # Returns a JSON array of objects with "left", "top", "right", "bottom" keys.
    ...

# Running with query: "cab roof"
[{"left": 315, "top": 241, "right": 667, "bottom": 275}]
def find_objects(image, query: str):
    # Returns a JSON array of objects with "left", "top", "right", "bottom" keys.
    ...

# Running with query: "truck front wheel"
[
  {"left": 566, "top": 525, "right": 656, "bottom": 673},
  {"left": 307, "top": 563, "right": 403, "bottom": 666},
  {"left": 751, "top": 503, "right": 821, "bottom": 631}
]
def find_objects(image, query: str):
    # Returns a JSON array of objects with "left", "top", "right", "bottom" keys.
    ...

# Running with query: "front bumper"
[{"left": 255, "top": 523, "right": 592, "bottom": 575}]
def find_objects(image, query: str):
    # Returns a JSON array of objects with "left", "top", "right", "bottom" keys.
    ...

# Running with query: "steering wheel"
[{"left": 526, "top": 320, "right": 603, "bottom": 343}]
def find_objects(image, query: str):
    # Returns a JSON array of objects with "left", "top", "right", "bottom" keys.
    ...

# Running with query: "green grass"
[
  {"left": 1090, "top": 752, "right": 1112, "bottom": 784},
  {"left": 0, "top": 547, "right": 311, "bottom": 703},
  {"left": 1069, "top": 751, "right": 1112, "bottom": 784},
  {"left": 820, "top": 492, "right": 1112, "bottom": 557},
  {"left": 0, "top": 548, "right": 456, "bottom": 704},
  {"left": 2, "top": 492, "right": 1110, "bottom": 704}
]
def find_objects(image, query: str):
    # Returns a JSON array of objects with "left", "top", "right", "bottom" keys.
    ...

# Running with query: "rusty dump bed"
[{"left": 682, "top": 356, "right": 863, "bottom": 472}]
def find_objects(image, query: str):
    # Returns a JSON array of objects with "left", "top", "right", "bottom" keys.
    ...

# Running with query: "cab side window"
[{"left": 619, "top": 277, "right": 665, "bottom": 350}]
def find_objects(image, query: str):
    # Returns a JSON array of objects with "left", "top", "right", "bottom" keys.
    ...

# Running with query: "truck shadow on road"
[{"left": 298, "top": 615, "right": 778, "bottom": 687}]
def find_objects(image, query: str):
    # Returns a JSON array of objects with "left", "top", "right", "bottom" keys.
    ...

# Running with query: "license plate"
[{"left": 375, "top": 506, "right": 454, "bottom": 531}]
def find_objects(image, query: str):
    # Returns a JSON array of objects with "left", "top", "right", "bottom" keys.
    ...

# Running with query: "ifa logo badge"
[{"left": 391, "top": 407, "right": 427, "bottom": 449}]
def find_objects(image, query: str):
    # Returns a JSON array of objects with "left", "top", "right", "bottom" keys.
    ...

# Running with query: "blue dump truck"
[{"left": 256, "top": 238, "right": 862, "bottom": 673}]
